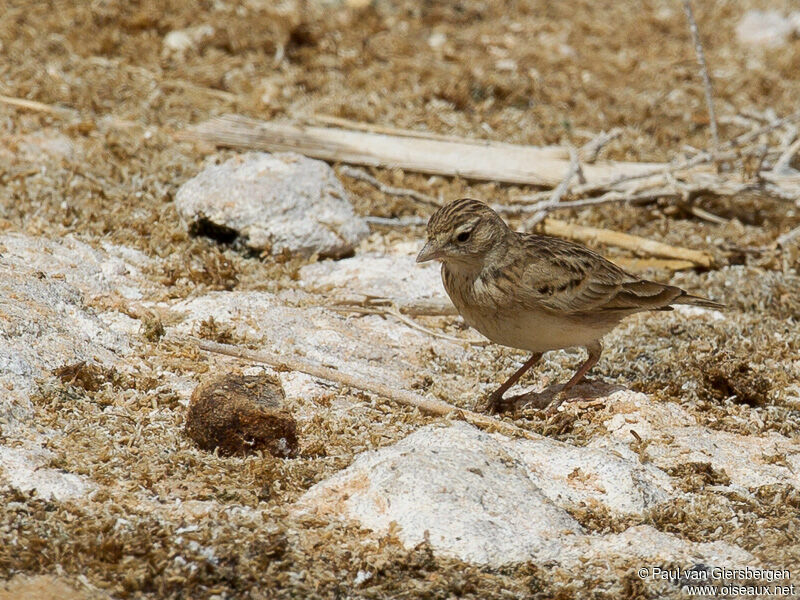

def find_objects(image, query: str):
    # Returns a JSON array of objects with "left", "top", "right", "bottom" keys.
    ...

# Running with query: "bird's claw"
[{"left": 474, "top": 392, "right": 512, "bottom": 414}]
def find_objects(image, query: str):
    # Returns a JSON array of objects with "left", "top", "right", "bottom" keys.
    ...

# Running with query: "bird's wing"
[{"left": 501, "top": 235, "right": 684, "bottom": 315}]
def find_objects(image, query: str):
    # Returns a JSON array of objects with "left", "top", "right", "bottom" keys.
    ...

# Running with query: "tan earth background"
[{"left": 1, "top": 0, "right": 800, "bottom": 598}]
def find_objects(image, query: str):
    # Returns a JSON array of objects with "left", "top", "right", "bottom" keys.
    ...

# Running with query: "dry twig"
[
  {"left": 776, "top": 224, "right": 800, "bottom": 248},
  {"left": 682, "top": 0, "right": 719, "bottom": 152},
  {"left": 0, "top": 94, "right": 76, "bottom": 117},
  {"left": 773, "top": 138, "right": 800, "bottom": 174},
  {"left": 339, "top": 166, "right": 441, "bottom": 207},
  {"left": 540, "top": 218, "right": 714, "bottom": 267},
  {"left": 524, "top": 148, "right": 580, "bottom": 228},
  {"left": 578, "top": 128, "right": 623, "bottom": 163},
  {"left": 193, "top": 337, "right": 536, "bottom": 439}
]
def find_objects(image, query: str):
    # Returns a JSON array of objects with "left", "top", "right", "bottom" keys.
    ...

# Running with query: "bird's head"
[{"left": 416, "top": 198, "right": 509, "bottom": 266}]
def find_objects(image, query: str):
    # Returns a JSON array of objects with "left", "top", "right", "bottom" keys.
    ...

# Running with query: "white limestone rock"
[
  {"left": 175, "top": 152, "right": 369, "bottom": 258},
  {"left": 294, "top": 422, "right": 583, "bottom": 565},
  {"left": 596, "top": 389, "right": 800, "bottom": 490},
  {"left": 293, "top": 422, "right": 740, "bottom": 567}
]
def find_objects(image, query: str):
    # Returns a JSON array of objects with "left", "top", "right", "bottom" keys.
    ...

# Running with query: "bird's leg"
[
  {"left": 546, "top": 341, "right": 602, "bottom": 414},
  {"left": 476, "top": 352, "right": 543, "bottom": 413}
]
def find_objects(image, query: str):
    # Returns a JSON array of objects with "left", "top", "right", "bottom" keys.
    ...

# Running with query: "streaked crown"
[
  {"left": 426, "top": 198, "right": 502, "bottom": 237},
  {"left": 417, "top": 198, "right": 509, "bottom": 265}
]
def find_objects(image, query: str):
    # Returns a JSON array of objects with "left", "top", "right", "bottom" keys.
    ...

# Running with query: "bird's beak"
[{"left": 416, "top": 240, "right": 443, "bottom": 263}]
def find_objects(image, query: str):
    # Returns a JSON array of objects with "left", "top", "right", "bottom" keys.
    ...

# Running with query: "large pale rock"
[
  {"left": 0, "top": 234, "right": 166, "bottom": 511},
  {"left": 175, "top": 152, "right": 369, "bottom": 257},
  {"left": 571, "top": 524, "right": 753, "bottom": 569},
  {"left": 295, "top": 422, "right": 583, "bottom": 565},
  {"left": 595, "top": 389, "right": 800, "bottom": 490},
  {"left": 294, "top": 422, "right": 753, "bottom": 567}
]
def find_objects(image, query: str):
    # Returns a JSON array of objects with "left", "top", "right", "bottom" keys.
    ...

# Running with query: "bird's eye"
[{"left": 456, "top": 230, "right": 471, "bottom": 243}]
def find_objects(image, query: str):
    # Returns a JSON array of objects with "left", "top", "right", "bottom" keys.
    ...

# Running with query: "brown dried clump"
[{"left": 185, "top": 373, "right": 298, "bottom": 457}]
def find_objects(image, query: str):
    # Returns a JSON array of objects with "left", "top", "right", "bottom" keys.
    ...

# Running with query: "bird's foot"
[{"left": 474, "top": 391, "right": 514, "bottom": 414}]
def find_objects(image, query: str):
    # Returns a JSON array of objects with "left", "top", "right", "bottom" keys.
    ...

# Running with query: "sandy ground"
[{"left": 1, "top": 0, "right": 799, "bottom": 598}]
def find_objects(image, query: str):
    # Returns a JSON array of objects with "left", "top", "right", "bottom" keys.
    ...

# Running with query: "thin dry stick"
[
  {"left": 327, "top": 295, "right": 457, "bottom": 316},
  {"left": 561, "top": 115, "right": 800, "bottom": 200},
  {"left": 525, "top": 148, "right": 580, "bottom": 228},
  {"left": 511, "top": 188, "right": 674, "bottom": 217},
  {"left": 776, "top": 224, "right": 800, "bottom": 247},
  {"left": 541, "top": 218, "right": 714, "bottom": 267},
  {"left": 683, "top": 0, "right": 719, "bottom": 152},
  {"left": 728, "top": 110, "right": 800, "bottom": 149},
  {"left": 689, "top": 205, "right": 729, "bottom": 225},
  {"left": 339, "top": 166, "right": 441, "bottom": 207},
  {"left": 0, "top": 94, "right": 76, "bottom": 117},
  {"left": 160, "top": 79, "right": 238, "bottom": 102},
  {"left": 391, "top": 297, "right": 458, "bottom": 316},
  {"left": 193, "top": 338, "right": 537, "bottom": 439},
  {"left": 578, "top": 128, "right": 623, "bottom": 163},
  {"left": 773, "top": 138, "right": 800, "bottom": 174}
]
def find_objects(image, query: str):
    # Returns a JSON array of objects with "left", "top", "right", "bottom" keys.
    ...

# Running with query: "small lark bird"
[{"left": 416, "top": 198, "right": 723, "bottom": 413}]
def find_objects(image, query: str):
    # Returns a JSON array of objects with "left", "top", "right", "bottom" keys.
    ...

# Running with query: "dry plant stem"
[
  {"left": 578, "top": 128, "right": 623, "bottom": 163},
  {"left": 525, "top": 148, "right": 580, "bottom": 228},
  {"left": 339, "top": 166, "right": 440, "bottom": 207},
  {"left": 0, "top": 94, "right": 76, "bottom": 117},
  {"left": 179, "top": 114, "right": 661, "bottom": 187},
  {"left": 773, "top": 138, "right": 800, "bottom": 174},
  {"left": 391, "top": 297, "right": 458, "bottom": 316},
  {"left": 729, "top": 110, "right": 800, "bottom": 148},
  {"left": 776, "top": 224, "right": 800, "bottom": 247},
  {"left": 563, "top": 114, "right": 800, "bottom": 199},
  {"left": 193, "top": 338, "right": 536, "bottom": 439},
  {"left": 683, "top": 0, "right": 719, "bottom": 152},
  {"left": 514, "top": 188, "right": 672, "bottom": 217},
  {"left": 689, "top": 205, "right": 729, "bottom": 225},
  {"left": 540, "top": 218, "right": 714, "bottom": 267},
  {"left": 335, "top": 296, "right": 458, "bottom": 317},
  {"left": 85, "top": 55, "right": 239, "bottom": 102}
]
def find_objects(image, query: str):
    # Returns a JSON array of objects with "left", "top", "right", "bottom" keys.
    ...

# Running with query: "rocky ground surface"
[{"left": 1, "top": 1, "right": 800, "bottom": 599}]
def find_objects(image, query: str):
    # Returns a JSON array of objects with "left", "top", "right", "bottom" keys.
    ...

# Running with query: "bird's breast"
[{"left": 441, "top": 264, "right": 613, "bottom": 352}]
